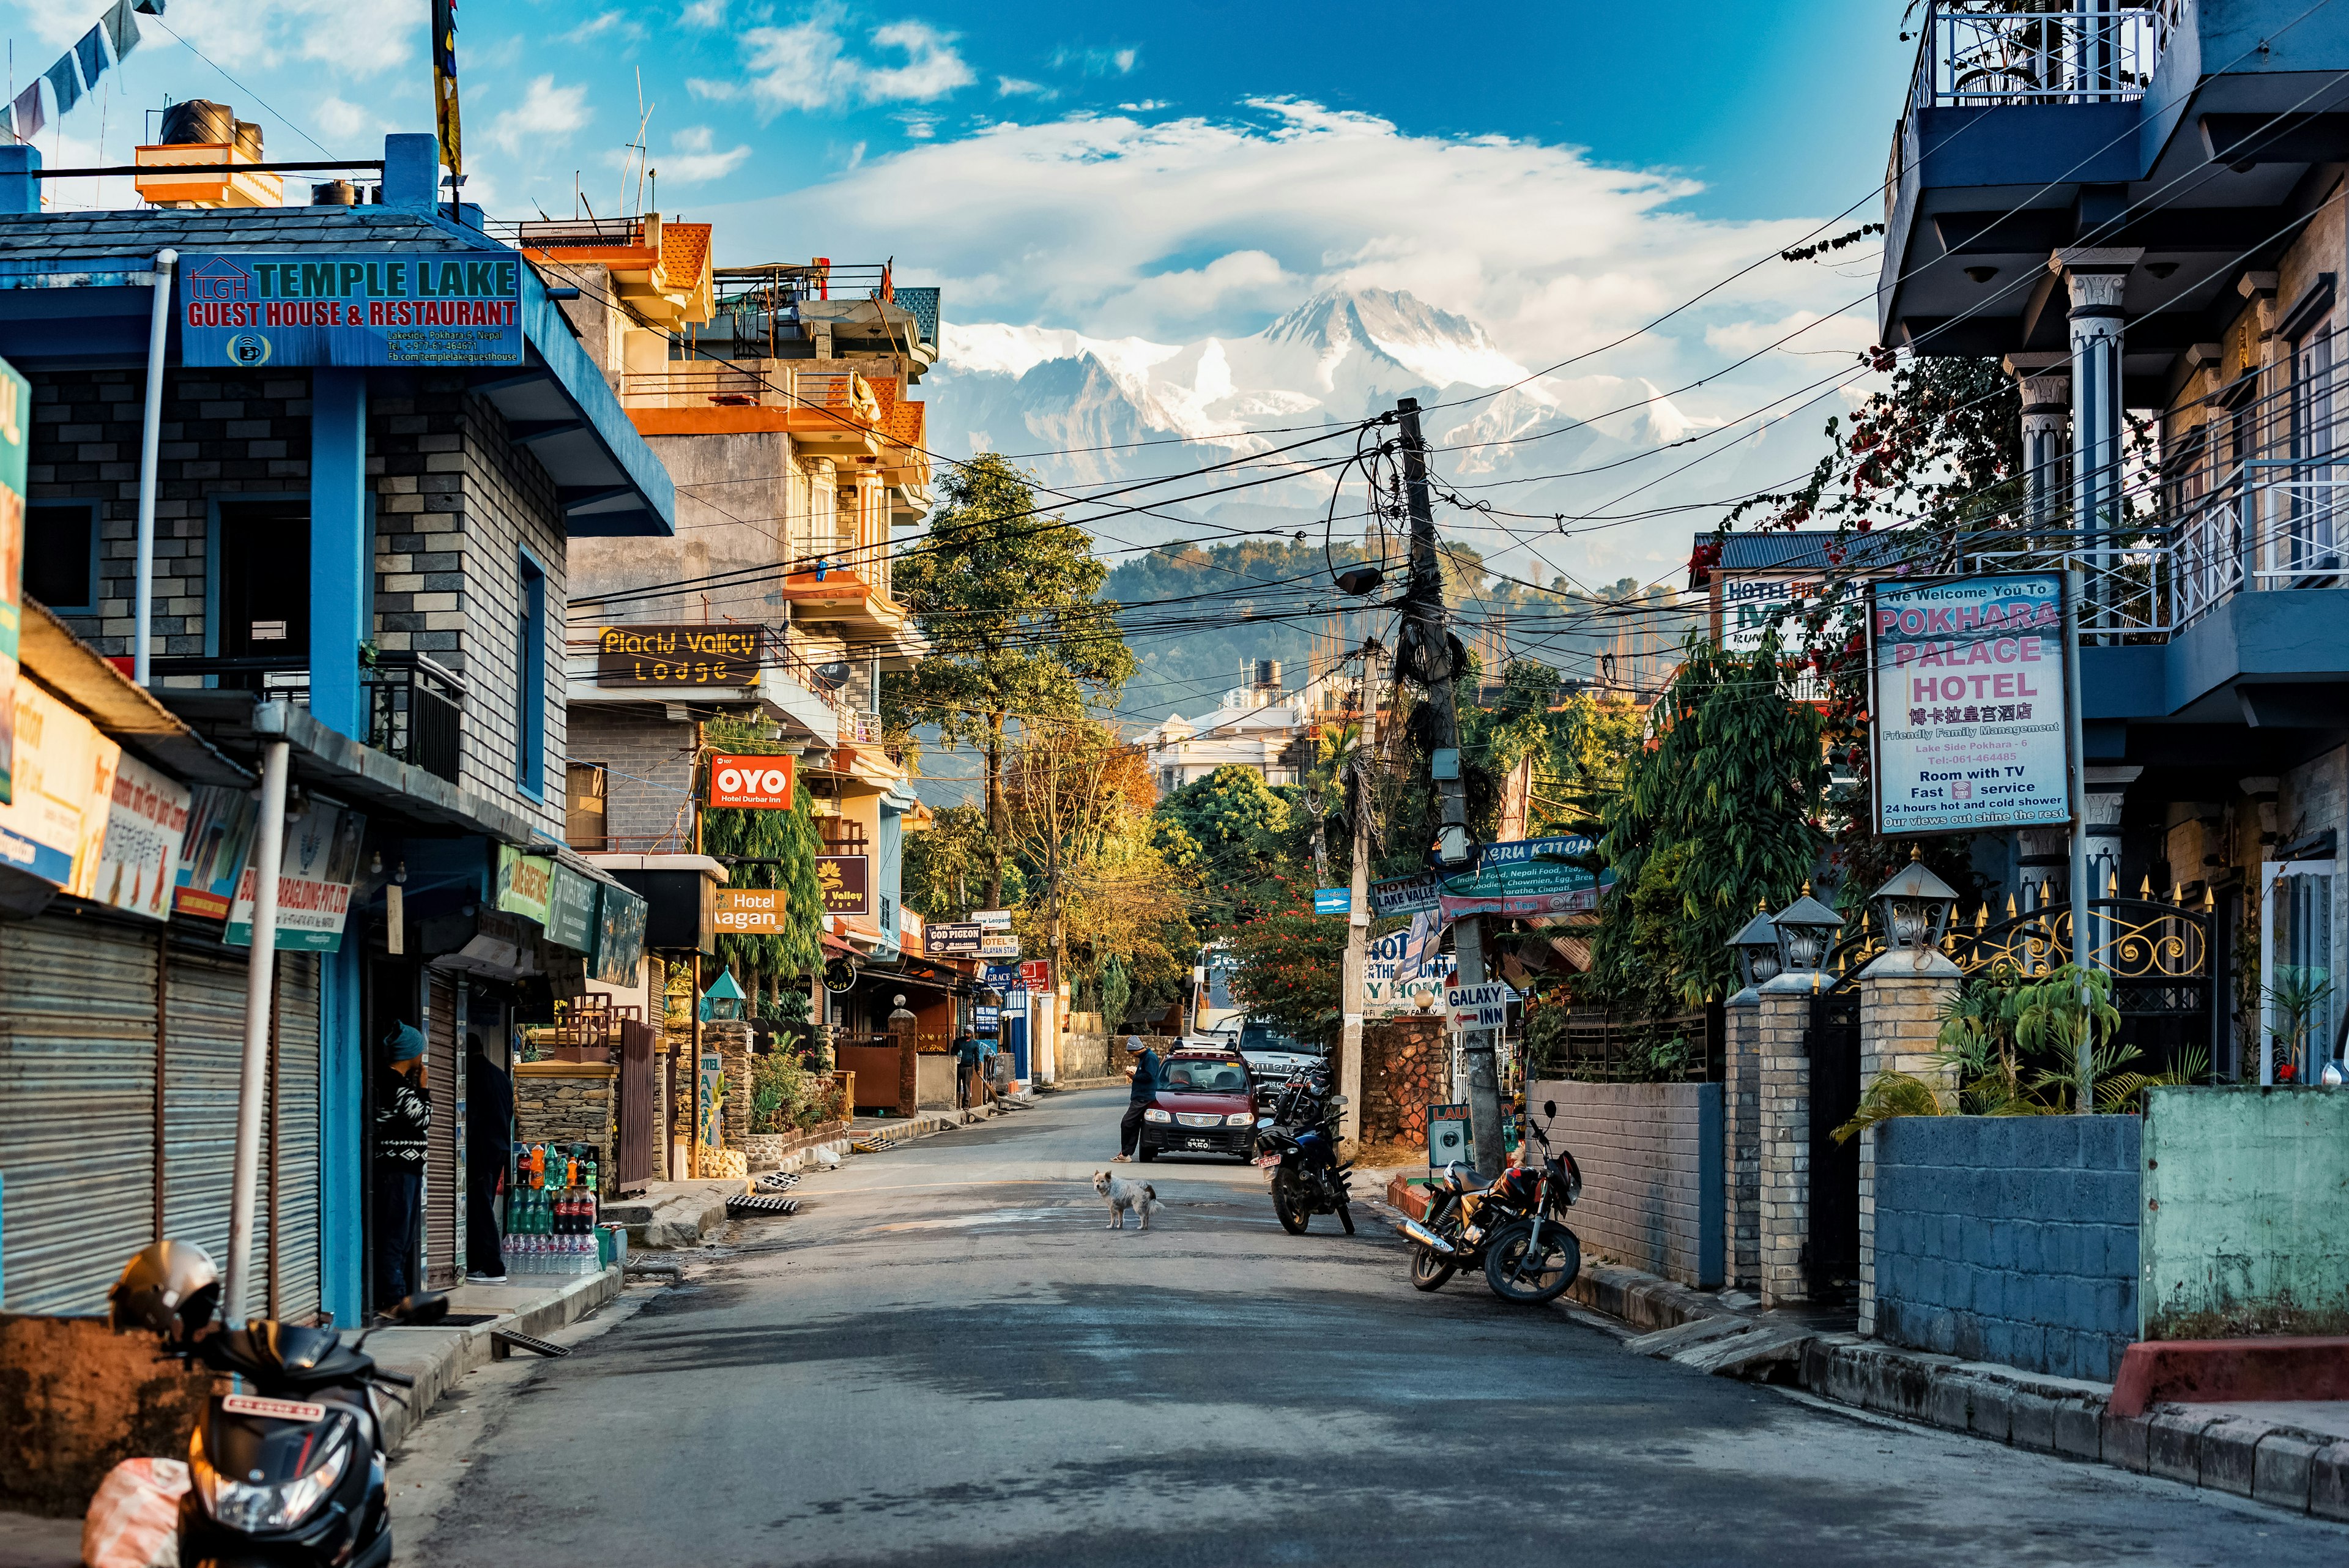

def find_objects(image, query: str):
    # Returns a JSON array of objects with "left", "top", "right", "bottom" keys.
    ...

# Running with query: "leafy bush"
[{"left": 751, "top": 1049, "right": 845, "bottom": 1134}]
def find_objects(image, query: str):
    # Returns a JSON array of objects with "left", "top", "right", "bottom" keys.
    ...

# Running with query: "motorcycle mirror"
[
  {"left": 1255, "top": 1116, "right": 1275, "bottom": 1129},
  {"left": 1543, "top": 1100, "right": 1557, "bottom": 1119},
  {"left": 1326, "top": 1094, "right": 1348, "bottom": 1107}
]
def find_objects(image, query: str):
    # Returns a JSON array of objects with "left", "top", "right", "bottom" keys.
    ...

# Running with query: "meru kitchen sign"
[
  {"left": 595, "top": 625, "right": 765, "bottom": 688},
  {"left": 179, "top": 252, "right": 524, "bottom": 368}
]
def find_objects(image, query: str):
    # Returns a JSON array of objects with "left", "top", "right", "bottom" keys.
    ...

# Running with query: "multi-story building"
[
  {"left": 1138, "top": 660, "right": 1353, "bottom": 796},
  {"left": 1877, "top": 1, "right": 2349, "bottom": 1080},
  {"left": 0, "top": 130, "right": 666, "bottom": 1321}
]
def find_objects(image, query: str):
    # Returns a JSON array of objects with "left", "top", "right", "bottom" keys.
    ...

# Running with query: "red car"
[{"left": 1136, "top": 1050, "right": 1258, "bottom": 1163}]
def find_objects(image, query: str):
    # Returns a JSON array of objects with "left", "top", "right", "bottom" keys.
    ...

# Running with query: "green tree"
[
  {"left": 1221, "top": 883, "right": 1348, "bottom": 1046},
  {"left": 700, "top": 763, "right": 825, "bottom": 992},
  {"left": 883, "top": 455, "right": 1137, "bottom": 908},
  {"left": 1152, "top": 764, "right": 1296, "bottom": 916},
  {"left": 902, "top": 802, "right": 1024, "bottom": 921}
]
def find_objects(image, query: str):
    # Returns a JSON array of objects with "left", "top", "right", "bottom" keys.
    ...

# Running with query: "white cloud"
[
  {"left": 688, "top": 77, "right": 740, "bottom": 102},
  {"left": 1117, "top": 100, "right": 1168, "bottom": 112},
  {"left": 565, "top": 10, "right": 645, "bottom": 43},
  {"left": 647, "top": 124, "right": 752, "bottom": 184},
  {"left": 313, "top": 95, "right": 383, "bottom": 144},
  {"left": 1050, "top": 44, "right": 1138, "bottom": 77},
  {"left": 997, "top": 76, "right": 1056, "bottom": 100},
  {"left": 681, "top": 0, "right": 728, "bottom": 25},
  {"left": 724, "top": 15, "right": 973, "bottom": 117},
  {"left": 486, "top": 75, "right": 592, "bottom": 157},
  {"left": 1114, "top": 48, "right": 1137, "bottom": 73}
]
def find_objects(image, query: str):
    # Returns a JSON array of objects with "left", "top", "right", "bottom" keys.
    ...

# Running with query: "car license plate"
[
  {"left": 1186, "top": 1139, "right": 1214, "bottom": 1150},
  {"left": 223, "top": 1394, "right": 326, "bottom": 1422},
  {"left": 1252, "top": 1153, "right": 1282, "bottom": 1167}
]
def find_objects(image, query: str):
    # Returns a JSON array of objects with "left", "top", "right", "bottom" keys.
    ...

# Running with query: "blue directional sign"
[
  {"left": 179, "top": 251, "right": 524, "bottom": 368},
  {"left": 1312, "top": 886, "right": 1351, "bottom": 916}
]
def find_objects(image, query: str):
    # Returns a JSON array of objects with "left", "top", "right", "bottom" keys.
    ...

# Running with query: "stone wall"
[
  {"left": 1529, "top": 1080, "right": 1723, "bottom": 1288},
  {"left": 1873, "top": 1116, "right": 2140, "bottom": 1382},
  {"left": 1361, "top": 1015, "right": 1447, "bottom": 1148},
  {"left": 710, "top": 1021, "right": 753, "bottom": 1150},
  {"left": 1059, "top": 1031, "right": 1111, "bottom": 1080},
  {"left": 513, "top": 1061, "right": 617, "bottom": 1189}
]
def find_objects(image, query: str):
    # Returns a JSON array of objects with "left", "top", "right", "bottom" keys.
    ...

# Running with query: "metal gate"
[
  {"left": 165, "top": 942, "right": 260, "bottom": 1287},
  {"left": 423, "top": 971, "right": 461, "bottom": 1289},
  {"left": 272, "top": 954, "right": 322, "bottom": 1323},
  {"left": 615, "top": 1019, "right": 655, "bottom": 1194},
  {"left": 1806, "top": 989, "right": 1862, "bottom": 1300}
]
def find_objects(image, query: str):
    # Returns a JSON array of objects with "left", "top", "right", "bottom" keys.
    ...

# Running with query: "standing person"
[
  {"left": 463, "top": 1032, "right": 513, "bottom": 1285},
  {"left": 953, "top": 1030, "right": 982, "bottom": 1112},
  {"left": 1113, "top": 1036, "right": 1162, "bottom": 1163},
  {"left": 373, "top": 1023, "right": 431, "bottom": 1310}
]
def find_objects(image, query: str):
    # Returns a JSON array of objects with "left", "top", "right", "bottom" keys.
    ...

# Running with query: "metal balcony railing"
[
  {"left": 1907, "top": 2, "right": 2177, "bottom": 113},
  {"left": 146, "top": 652, "right": 464, "bottom": 781}
]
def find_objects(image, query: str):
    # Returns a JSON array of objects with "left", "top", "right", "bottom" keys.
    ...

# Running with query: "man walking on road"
[
  {"left": 464, "top": 1033, "right": 513, "bottom": 1284},
  {"left": 1113, "top": 1035, "right": 1162, "bottom": 1162},
  {"left": 954, "top": 1030, "right": 982, "bottom": 1111}
]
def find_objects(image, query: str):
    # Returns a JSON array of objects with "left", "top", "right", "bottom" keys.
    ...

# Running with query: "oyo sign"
[{"left": 708, "top": 753, "right": 795, "bottom": 809}]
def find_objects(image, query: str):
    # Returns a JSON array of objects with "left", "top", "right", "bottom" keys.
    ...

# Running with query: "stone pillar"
[
  {"left": 1855, "top": 953, "right": 1963, "bottom": 1337},
  {"left": 2006, "top": 357, "right": 2071, "bottom": 533},
  {"left": 709, "top": 1019, "right": 754, "bottom": 1151},
  {"left": 1722, "top": 990, "right": 1762, "bottom": 1291},
  {"left": 1756, "top": 975, "right": 1819, "bottom": 1308},
  {"left": 888, "top": 1001, "right": 919, "bottom": 1115},
  {"left": 2054, "top": 249, "right": 2140, "bottom": 622}
]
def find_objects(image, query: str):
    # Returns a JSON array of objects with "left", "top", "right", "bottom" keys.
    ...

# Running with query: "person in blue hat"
[{"left": 373, "top": 1022, "right": 431, "bottom": 1309}]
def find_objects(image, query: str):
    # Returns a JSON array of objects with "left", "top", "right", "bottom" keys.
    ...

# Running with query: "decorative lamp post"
[
  {"left": 699, "top": 968, "right": 746, "bottom": 1022},
  {"left": 1726, "top": 908, "right": 1781, "bottom": 1006},
  {"left": 1770, "top": 890, "right": 1844, "bottom": 979},
  {"left": 1862, "top": 853, "right": 1963, "bottom": 977}
]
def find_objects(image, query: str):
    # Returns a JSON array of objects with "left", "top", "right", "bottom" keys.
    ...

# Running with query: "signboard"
[
  {"left": 493, "top": 844, "right": 554, "bottom": 926},
  {"left": 982, "top": 962, "right": 1022, "bottom": 991},
  {"left": 1364, "top": 928, "right": 1457, "bottom": 1016},
  {"left": 0, "top": 679, "right": 118, "bottom": 888},
  {"left": 1312, "top": 886, "right": 1351, "bottom": 916},
  {"left": 698, "top": 1053, "right": 724, "bottom": 1147},
  {"left": 972, "top": 908, "right": 1013, "bottom": 931},
  {"left": 595, "top": 625, "right": 763, "bottom": 688},
  {"left": 173, "top": 784, "right": 258, "bottom": 920},
  {"left": 708, "top": 752, "right": 795, "bottom": 809},
  {"left": 593, "top": 883, "right": 648, "bottom": 984},
  {"left": 1019, "top": 959, "right": 1050, "bottom": 992},
  {"left": 1869, "top": 573, "right": 2071, "bottom": 836},
  {"left": 974, "top": 1005, "right": 1000, "bottom": 1030},
  {"left": 1716, "top": 571, "right": 1865, "bottom": 655},
  {"left": 228, "top": 804, "right": 366, "bottom": 951},
  {"left": 1438, "top": 835, "right": 1610, "bottom": 920},
  {"left": 92, "top": 755, "right": 192, "bottom": 921},
  {"left": 1445, "top": 979, "right": 1518, "bottom": 1030},
  {"left": 978, "top": 934, "right": 1020, "bottom": 959},
  {"left": 179, "top": 252, "right": 523, "bottom": 368},
  {"left": 815, "top": 853, "right": 869, "bottom": 915},
  {"left": 544, "top": 863, "right": 601, "bottom": 953},
  {"left": 926, "top": 921, "right": 983, "bottom": 956},
  {"left": 713, "top": 886, "right": 790, "bottom": 935},
  {"left": 0, "top": 354, "right": 23, "bottom": 808},
  {"left": 1428, "top": 1103, "right": 1471, "bottom": 1169},
  {"left": 1371, "top": 871, "right": 1441, "bottom": 920}
]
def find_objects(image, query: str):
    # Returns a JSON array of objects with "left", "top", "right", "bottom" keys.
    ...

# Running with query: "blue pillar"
[
  {"left": 310, "top": 368, "right": 368, "bottom": 737},
  {"left": 319, "top": 941, "right": 365, "bottom": 1328},
  {"left": 0, "top": 143, "right": 40, "bottom": 215},
  {"left": 382, "top": 133, "right": 438, "bottom": 211}
]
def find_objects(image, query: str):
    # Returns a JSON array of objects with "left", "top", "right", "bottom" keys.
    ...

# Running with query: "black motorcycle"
[
  {"left": 109, "top": 1239, "right": 448, "bottom": 1567},
  {"left": 1401, "top": 1098, "right": 1583, "bottom": 1303},
  {"left": 1252, "top": 1061, "right": 1356, "bottom": 1235}
]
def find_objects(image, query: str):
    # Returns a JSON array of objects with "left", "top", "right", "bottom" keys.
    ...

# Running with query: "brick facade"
[
  {"left": 1856, "top": 962, "right": 1962, "bottom": 1336},
  {"left": 1756, "top": 982, "right": 1814, "bottom": 1307},
  {"left": 1529, "top": 1080, "right": 1723, "bottom": 1288},
  {"left": 1361, "top": 1015, "right": 1447, "bottom": 1148},
  {"left": 1721, "top": 998, "right": 1761, "bottom": 1291}
]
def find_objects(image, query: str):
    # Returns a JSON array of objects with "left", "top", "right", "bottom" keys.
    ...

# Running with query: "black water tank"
[
  {"left": 158, "top": 98, "right": 235, "bottom": 146},
  {"left": 311, "top": 180, "right": 357, "bottom": 206}
]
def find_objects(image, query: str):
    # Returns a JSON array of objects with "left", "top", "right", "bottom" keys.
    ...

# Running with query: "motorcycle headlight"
[
  {"left": 1224, "top": 1112, "right": 1252, "bottom": 1126},
  {"left": 191, "top": 1425, "right": 351, "bottom": 1534},
  {"left": 1143, "top": 1107, "right": 1172, "bottom": 1123}
]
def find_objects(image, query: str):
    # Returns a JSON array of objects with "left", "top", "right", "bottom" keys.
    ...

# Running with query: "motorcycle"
[
  {"left": 1252, "top": 1060, "right": 1356, "bottom": 1236},
  {"left": 108, "top": 1238, "right": 449, "bottom": 1567},
  {"left": 1400, "top": 1097, "right": 1584, "bottom": 1304}
]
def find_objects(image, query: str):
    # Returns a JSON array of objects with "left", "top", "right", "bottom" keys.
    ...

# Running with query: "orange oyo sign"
[{"left": 708, "top": 753, "right": 795, "bottom": 809}]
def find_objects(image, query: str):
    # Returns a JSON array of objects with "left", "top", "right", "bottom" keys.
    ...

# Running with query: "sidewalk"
[{"left": 1364, "top": 1172, "right": 2349, "bottom": 1522}]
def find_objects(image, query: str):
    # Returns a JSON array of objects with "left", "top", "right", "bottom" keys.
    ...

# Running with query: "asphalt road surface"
[{"left": 393, "top": 1088, "right": 2349, "bottom": 1567}]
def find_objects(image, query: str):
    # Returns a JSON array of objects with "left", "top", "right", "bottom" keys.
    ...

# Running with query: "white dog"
[{"left": 1092, "top": 1170, "right": 1162, "bottom": 1232}]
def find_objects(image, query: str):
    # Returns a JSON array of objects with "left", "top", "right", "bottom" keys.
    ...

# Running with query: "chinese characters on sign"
[
  {"left": 1869, "top": 574, "right": 2073, "bottom": 836},
  {"left": 595, "top": 625, "right": 763, "bottom": 688},
  {"left": 178, "top": 253, "right": 523, "bottom": 368}
]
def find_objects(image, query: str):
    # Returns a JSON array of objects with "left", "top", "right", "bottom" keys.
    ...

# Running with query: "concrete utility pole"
[
  {"left": 1397, "top": 398, "right": 1505, "bottom": 1174},
  {"left": 1335, "top": 632, "right": 1384, "bottom": 1152}
]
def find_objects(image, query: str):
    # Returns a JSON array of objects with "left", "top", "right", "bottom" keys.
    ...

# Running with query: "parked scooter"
[
  {"left": 1252, "top": 1060, "right": 1356, "bottom": 1235},
  {"left": 1401, "top": 1098, "right": 1584, "bottom": 1303},
  {"left": 108, "top": 1239, "right": 448, "bottom": 1567}
]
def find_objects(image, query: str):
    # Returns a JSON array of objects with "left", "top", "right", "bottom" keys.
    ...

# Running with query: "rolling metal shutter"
[
  {"left": 163, "top": 941, "right": 261, "bottom": 1284},
  {"left": 271, "top": 953, "right": 322, "bottom": 1323},
  {"left": 423, "top": 970, "right": 460, "bottom": 1288},
  {"left": 0, "top": 915, "right": 160, "bottom": 1314}
]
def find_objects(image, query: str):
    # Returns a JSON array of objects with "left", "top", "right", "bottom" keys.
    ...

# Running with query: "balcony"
[
  {"left": 146, "top": 652, "right": 464, "bottom": 782},
  {"left": 1905, "top": 3, "right": 2177, "bottom": 114}
]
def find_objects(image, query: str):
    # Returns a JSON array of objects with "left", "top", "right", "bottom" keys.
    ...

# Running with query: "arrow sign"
[{"left": 1445, "top": 979, "right": 1518, "bottom": 1029}]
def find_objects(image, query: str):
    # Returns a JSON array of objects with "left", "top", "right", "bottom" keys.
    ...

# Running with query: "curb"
[{"left": 366, "top": 1266, "right": 623, "bottom": 1454}]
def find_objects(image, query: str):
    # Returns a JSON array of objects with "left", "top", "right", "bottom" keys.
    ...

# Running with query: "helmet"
[{"left": 109, "top": 1240, "right": 221, "bottom": 1339}]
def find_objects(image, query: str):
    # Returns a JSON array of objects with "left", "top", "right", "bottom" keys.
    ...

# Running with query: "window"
[
  {"left": 516, "top": 551, "right": 547, "bottom": 795},
  {"left": 2290, "top": 325, "right": 2340, "bottom": 573},
  {"left": 24, "top": 501, "right": 99, "bottom": 612},
  {"left": 565, "top": 763, "right": 609, "bottom": 851}
]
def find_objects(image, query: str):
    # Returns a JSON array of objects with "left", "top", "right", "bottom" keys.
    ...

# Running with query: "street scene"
[{"left": 4, "top": 1, "right": 2349, "bottom": 1564}]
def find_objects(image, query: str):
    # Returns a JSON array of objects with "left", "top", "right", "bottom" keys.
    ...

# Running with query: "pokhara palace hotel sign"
[
  {"left": 179, "top": 253, "right": 524, "bottom": 368},
  {"left": 1868, "top": 573, "right": 2074, "bottom": 837}
]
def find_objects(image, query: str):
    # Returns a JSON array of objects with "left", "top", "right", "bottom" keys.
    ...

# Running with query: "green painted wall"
[{"left": 2142, "top": 1087, "right": 2349, "bottom": 1339}]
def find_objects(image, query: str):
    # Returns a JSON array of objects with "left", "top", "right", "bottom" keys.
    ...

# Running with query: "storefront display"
[{"left": 507, "top": 1143, "right": 604, "bottom": 1274}]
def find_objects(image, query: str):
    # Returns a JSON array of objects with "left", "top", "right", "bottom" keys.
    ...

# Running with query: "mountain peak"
[{"left": 1252, "top": 286, "right": 1529, "bottom": 393}]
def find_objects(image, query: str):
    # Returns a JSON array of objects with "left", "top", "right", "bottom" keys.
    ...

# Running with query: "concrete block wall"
[
  {"left": 1872, "top": 1115, "right": 2140, "bottom": 1382},
  {"left": 1529, "top": 1080, "right": 1723, "bottom": 1287},
  {"left": 1756, "top": 985, "right": 1814, "bottom": 1306},
  {"left": 568, "top": 707, "right": 697, "bottom": 850},
  {"left": 1857, "top": 966, "right": 1961, "bottom": 1336},
  {"left": 512, "top": 1061, "right": 617, "bottom": 1187},
  {"left": 1722, "top": 1001, "right": 1760, "bottom": 1290}
]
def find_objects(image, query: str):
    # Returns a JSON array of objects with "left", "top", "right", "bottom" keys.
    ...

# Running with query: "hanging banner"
[
  {"left": 544, "top": 862, "right": 600, "bottom": 952},
  {"left": 92, "top": 754, "right": 192, "bottom": 921},
  {"left": 815, "top": 853, "right": 869, "bottom": 915},
  {"left": 178, "top": 253, "right": 522, "bottom": 370},
  {"left": 227, "top": 804, "right": 366, "bottom": 951},
  {"left": 173, "top": 783, "right": 258, "bottom": 919},
  {"left": 494, "top": 843, "right": 555, "bottom": 924},
  {"left": 0, "top": 355, "right": 22, "bottom": 809},
  {"left": 1869, "top": 573, "right": 2073, "bottom": 836},
  {"left": 713, "top": 886, "right": 790, "bottom": 935},
  {"left": 0, "top": 680, "right": 117, "bottom": 888},
  {"left": 707, "top": 752, "right": 795, "bottom": 808},
  {"left": 592, "top": 883, "right": 648, "bottom": 984},
  {"left": 1437, "top": 835, "right": 1610, "bottom": 920},
  {"left": 431, "top": 0, "right": 462, "bottom": 176},
  {"left": 1370, "top": 870, "right": 1441, "bottom": 920}
]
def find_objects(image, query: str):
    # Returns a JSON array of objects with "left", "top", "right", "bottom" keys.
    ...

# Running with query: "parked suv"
[
  {"left": 1137, "top": 1050, "right": 1258, "bottom": 1163},
  {"left": 1234, "top": 1019, "right": 1322, "bottom": 1087}
]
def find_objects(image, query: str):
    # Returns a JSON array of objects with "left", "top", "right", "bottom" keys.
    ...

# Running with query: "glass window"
[
  {"left": 565, "top": 763, "right": 608, "bottom": 851},
  {"left": 1239, "top": 1020, "right": 1315, "bottom": 1055},
  {"left": 24, "top": 502, "right": 98, "bottom": 612},
  {"left": 516, "top": 552, "right": 547, "bottom": 794}
]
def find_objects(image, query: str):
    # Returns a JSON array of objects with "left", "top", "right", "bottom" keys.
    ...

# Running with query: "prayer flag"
[
  {"left": 102, "top": 0, "right": 142, "bottom": 62},
  {"left": 44, "top": 54, "right": 82, "bottom": 119}
]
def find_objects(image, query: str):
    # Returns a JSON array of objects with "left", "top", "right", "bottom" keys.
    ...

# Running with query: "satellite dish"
[{"left": 814, "top": 662, "right": 852, "bottom": 690}]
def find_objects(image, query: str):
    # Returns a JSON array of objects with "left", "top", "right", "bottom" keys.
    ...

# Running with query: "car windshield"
[
  {"left": 1160, "top": 1058, "right": 1250, "bottom": 1093},
  {"left": 1239, "top": 1021, "right": 1315, "bottom": 1056}
]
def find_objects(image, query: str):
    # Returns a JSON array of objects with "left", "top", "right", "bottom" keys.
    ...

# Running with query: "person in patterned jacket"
[{"left": 373, "top": 1023, "right": 431, "bottom": 1309}]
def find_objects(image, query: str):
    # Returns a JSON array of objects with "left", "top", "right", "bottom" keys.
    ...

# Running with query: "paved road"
[{"left": 396, "top": 1089, "right": 2348, "bottom": 1566}]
